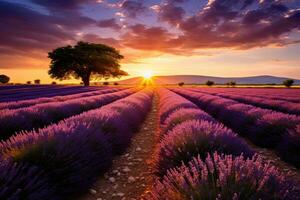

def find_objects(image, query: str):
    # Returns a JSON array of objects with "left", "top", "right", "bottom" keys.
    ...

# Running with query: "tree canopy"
[
  {"left": 48, "top": 41, "right": 128, "bottom": 86},
  {"left": 206, "top": 80, "right": 214, "bottom": 86},
  {"left": 0, "top": 74, "right": 10, "bottom": 84},
  {"left": 283, "top": 79, "right": 294, "bottom": 87}
]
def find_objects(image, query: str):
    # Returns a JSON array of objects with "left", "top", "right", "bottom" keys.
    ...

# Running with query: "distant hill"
[{"left": 117, "top": 75, "right": 300, "bottom": 85}]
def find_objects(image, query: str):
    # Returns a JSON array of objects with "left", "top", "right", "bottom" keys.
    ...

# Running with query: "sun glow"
[{"left": 141, "top": 70, "right": 153, "bottom": 79}]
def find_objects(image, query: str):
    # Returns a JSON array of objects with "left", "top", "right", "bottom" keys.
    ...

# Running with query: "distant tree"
[
  {"left": 0, "top": 74, "right": 10, "bottom": 84},
  {"left": 283, "top": 79, "right": 294, "bottom": 87},
  {"left": 51, "top": 81, "right": 57, "bottom": 85},
  {"left": 34, "top": 79, "right": 40, "bottom": 84},
  {"left": 178, "top": 82, "right": 184, "bottom": 87},
  {"left": 26, "top": 81, "right": 31, "bottom": 84},
  {"left": 48, "top": 41, "right": 128, "bottom": 86},
  {"left": 114, "top": 82, "right": 119, "bottom": 85},
  {"left": 103, "top": 81, "right": 109, "bottom": 85},
  {"left": 226, "top": 81, "right": 236, "bottom": 87},
  {"left": 206, "top": 80, "right": 214, "bottom": 86}
]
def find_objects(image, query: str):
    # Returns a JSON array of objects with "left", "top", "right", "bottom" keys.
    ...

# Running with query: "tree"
[
  {"left": 226, "top": 81, "right": 236, "bottom": 87},
  {"left": 103, "top": 81, "right": 109, "bottom": 85},
  {"left": 283, "top": 79, "right": 294, "bottom": 87},
  {"left": 26, "top": 81, "right": 31, "bottom": 84},
  {"left": 51, "top": 81, "right": 57, "bottom": 85},
  {"left": 48, "top": 41, "right": 128, "bottom": 86},
  {"left": 0, "top": 74, "right": 10, "bottom": 84},
  {"left": 34, "top": 79, "right": 40, "bottom": 84},
  {"left": 206, "top": 80, "right": 214, "bottom": 86},
  {"left": 114, "top": 82, "right": 119, "bottom": 85},
  {"left": 178, "top": 82, "right": 184, "bottom": 87}
]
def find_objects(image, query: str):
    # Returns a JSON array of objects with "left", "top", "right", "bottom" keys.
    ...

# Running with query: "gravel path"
[{"left": 79, "top": 95, "right": 158, "bottom": 200}]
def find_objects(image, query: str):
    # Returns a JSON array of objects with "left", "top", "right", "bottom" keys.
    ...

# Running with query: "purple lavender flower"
[
  {"left": 149, "top": 152, "right": 300, "bottom": 200},
  {"left": 155, "top": 120, "right": 254, "bottom": 177},
  {"left": 0, "top": 161, "right": 58, "bottom": 200}
]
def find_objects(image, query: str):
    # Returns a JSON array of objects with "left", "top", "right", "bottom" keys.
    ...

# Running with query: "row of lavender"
[
  {"left": 0, "top": 88, "right": 153, "bottom": 199},
  {"left": 148, "top": 88, "right": 299, "bottom": 199},
  {"left": 0, "top": 88, "right": 136, "bottom": 140},
  {"left": 194, "top": 87, "right": 300, "bottom": 102},
  {"left": 188, "top": 88, "right": 300, "bottom": 115},
  {"left": 0, "top": 86, "right": 101, "bottom": 102},
  {"left": 171, "top": 88, "right": 300, "bottom": 168},
  {"left": 0, "top": 87, "right": 124, "bottom": 110}
]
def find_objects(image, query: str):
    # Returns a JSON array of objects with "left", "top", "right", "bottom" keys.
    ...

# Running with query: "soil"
[{"left": 79, "top": 95, "right": 158, "bottom": 200}]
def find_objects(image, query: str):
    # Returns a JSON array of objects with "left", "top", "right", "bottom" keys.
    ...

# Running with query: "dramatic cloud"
[
  {"left": 175, "top": 0, "right": 300, "bottom": 50},
  {"left": 121, "top": 24, "right": 177, "bottom": 51},
  {"left": 81, "top": 33, "right": 121, "bottom": 48},
  {"left": 1, "top": 0, "right": 300, "bottom": 70},
  {"left": 121, "top": 0, "right": 147, "bottom": 18},
  {"left": 97, "top": 18, "right": 122, "bottom": 30}
]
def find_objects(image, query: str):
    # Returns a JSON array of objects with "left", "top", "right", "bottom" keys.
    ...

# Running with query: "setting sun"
[{"left": 141, "top": 70, "right": 153, "bottom": 79}]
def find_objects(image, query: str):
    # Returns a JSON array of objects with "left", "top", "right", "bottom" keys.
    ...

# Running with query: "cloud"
[
  {"left": 121, "top": 0, "right": 147, "bottom": 18},
  {"left": 97, "top": 18, "right": 122, "bottom": 30},
  {"left": 174, "top": 0, "right": 300, "bottom": 50},
  {"left": 157, "top": 3, "right": 186, "bottom": 25},
  {"left": 0, "top": 2, "right": 74, "bottom": 55},
  {"left": 81, "top": 33, "right": 121, "bottom": 48},
  {"left": 121, "top": 24, "right": 177, "bottom": 51},
  {"left": 30, "top": 0, "right": 95, "bottom": 11}
]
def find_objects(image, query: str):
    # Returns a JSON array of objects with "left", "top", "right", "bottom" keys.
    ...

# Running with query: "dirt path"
[{"left": 80, "top": 95, "right": 158, "bottom": 200}]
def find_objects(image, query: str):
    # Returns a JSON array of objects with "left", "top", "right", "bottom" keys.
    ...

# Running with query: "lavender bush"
[
  {"left": 157, "top": 88, "right": 197, "bottom": 124},
  {"left": 0, "top": 87, "right": 123, "bottom": 110},
  {"left": 0, "top": 88, "right": 135, "bottom": 140},
  {"left": 277, "top": 125, "right": 300, "bottom": 168},
  {"left": 189, "top": 88, "right": 300, "bottom": 115},
  {"left": 0, "top": 88, "right": 153, "bottom": 199},
  {"left": 0, "top": 162, "right": 57, "bottom": 200},
  {"left": 161, "top": 108, "right": 215, "bottom": 137},
  {"left": 149, "top": 153, "right": 300, "bottom": 200},
  {"left": 171, "top": 88, "right": 300, "bottom": 167},
  {"left": 155, "top": 120, "right": 254, "bottom": 177}
]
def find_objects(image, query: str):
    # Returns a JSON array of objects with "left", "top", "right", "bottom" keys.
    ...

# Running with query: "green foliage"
[
  {"left": 206, "top": 80, "right": 214, "bottom": 86},
  {"left": 48, "top": 41, "right": 128, "bottom": 86},
  {"left": 283, "top": 79, "right": 294, "bottom": 87},
  {"left": 0, "top": 74, "right": 10, "bottom": 84},
  {"left": 178, "top": 82, "right": 184, "bottom": 87}
]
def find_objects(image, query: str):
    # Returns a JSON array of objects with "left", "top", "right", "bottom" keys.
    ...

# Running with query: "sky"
[{"left": 0, "top": 0, "right": 300, "bottom": 83}]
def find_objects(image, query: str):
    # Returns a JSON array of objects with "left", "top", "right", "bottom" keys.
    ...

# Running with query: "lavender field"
[{"left": 0, "top": 85, "right": 300, "bottom": 200}]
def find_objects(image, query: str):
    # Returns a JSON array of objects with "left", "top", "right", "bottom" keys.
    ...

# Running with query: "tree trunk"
[{"left": 82, "top": 74, "right": 90, "bottom": 86}]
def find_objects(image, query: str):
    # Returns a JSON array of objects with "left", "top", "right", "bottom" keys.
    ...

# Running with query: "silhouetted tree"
[
  {"left": 114, "top": 82, "right": 119, "bottom": 85},
  {"left": 51, "top": 81, "right": 57, "bottom": 85},
  {"left": 48, "top": 41, "right": 128, "bottom": 86},
  {"left": 283, "top": 79, "right": 294, "bottom": 87},
  {"left": 178, "top": 82, "right": 184, "bottom": 87},
  {"left": 226, "top": 81, "right": 236, "bottom": 87},
  {"left": 103, "top": 81, "right": 109, "bottom": 85},
  {"left": 34, "top": 79, "right": 40, "bottom": 84},
  {"left": 206, "top": 80, "right": 214, "bottom": 86},
  {"left": 26, "top": 81, "right": 31, "bottom": 84},
  {"left": 0, "top": 74, "right": 10, "bottom": 84}
]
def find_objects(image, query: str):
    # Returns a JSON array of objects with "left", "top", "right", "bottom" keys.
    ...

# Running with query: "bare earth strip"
[{"left": 79, "top": 95, "right": 158, "bottom": 200}]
